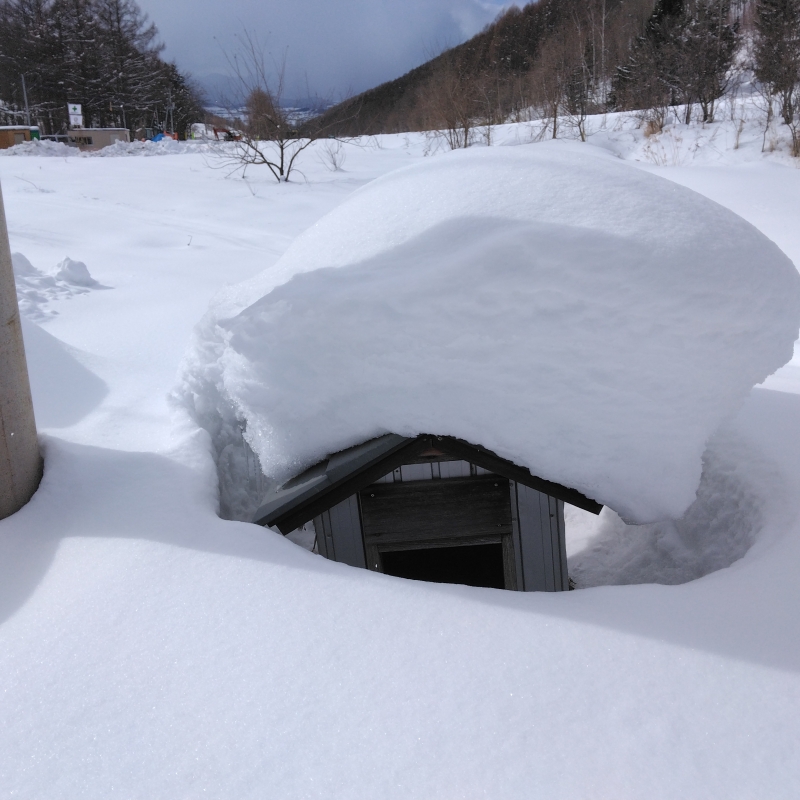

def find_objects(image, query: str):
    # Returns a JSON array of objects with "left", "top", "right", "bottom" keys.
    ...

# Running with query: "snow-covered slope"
[{"left": 1, "top": 119, "right": 800, "bottom": 798}]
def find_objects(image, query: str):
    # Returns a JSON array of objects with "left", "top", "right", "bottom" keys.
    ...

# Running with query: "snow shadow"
[
  {"left": 567, "top": 430, "right": 764, "bottom": 588},
  {"left": 0, "top": 437, "right": 330, "bottom": 625},
  {"left": 21, "top": 318, "right": 108, "bottom": 428},
  {"left": 1, "top": 397, "right": 798, "bottom": 674}
]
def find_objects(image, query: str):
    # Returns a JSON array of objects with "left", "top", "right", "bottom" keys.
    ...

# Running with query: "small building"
[
  {"left": 254, "top": 434, "right": 601, "bottom": 592},
  {"left": 0, "top": 126, "right": 32, "bottom": 149},
  {"left": 69, "top": 128, "right": 130, "bottom": 151}
]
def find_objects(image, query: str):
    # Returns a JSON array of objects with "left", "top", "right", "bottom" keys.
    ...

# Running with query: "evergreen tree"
[
  {"left": 611, "top": 0, "right": 737, "bottom": 123},
  {"left": 611, "top": 0, "right": 687, "bottom": 116},
  {"left": 0, "top": 0, "right": 203, "bottom": 136},
  {"left": 680, "top": 1, "right": 738, "bottom": 122},
  {"left": 754, "top": 0, "right": 800, "bottom": 125}
]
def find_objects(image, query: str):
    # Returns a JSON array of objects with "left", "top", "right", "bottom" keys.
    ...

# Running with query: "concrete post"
[{"left": 0, "top": 180, "right": 41, "bottom": 520}]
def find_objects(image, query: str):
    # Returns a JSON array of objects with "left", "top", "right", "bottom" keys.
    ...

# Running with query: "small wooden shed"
[
  {"left": 0, "top": 126, "right": 31, "bottom": 149},
  {"left": 69, "top": 128, "right": 130, "bottom": 151},
  {"left": 254, "top": 434, "right": 601, "bottom": 591}
]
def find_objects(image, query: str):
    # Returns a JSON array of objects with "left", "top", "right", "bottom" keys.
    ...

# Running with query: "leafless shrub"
[
  {"left": 317, "top": 139, "right": 347, "bottom": 171},
  {"left": 214, "top": 32, "right": 355, "bottom": 181}
]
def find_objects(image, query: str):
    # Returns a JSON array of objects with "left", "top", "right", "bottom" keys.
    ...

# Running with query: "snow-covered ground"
[{"left": 2, "top": 109, "right": 800, "bottom": 797}]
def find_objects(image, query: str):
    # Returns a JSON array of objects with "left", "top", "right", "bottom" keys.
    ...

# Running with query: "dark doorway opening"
[{"left": 380, "top": 543, "right": 505, "bottom": 589}]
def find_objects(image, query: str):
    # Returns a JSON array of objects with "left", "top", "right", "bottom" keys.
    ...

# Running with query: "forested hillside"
[
  {"left": 308, "top": 0, "right": 656, "bottom": 136},
  {"left": 0, "top": 0, "right": 203, "bottom": 137},
  {"left": 308, "top": 0, "right": 797, "bottom": 154}
]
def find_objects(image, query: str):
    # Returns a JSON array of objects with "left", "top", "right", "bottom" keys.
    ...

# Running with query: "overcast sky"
[{"left": 135, "top": 0, "right": 510, "bottom": 102}]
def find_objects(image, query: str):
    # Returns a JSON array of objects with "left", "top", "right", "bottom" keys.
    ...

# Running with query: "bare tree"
[
  {"left": 419, "top": 53, "right": 479, "bottom": 150},
  {"left": 317, "top": 139, "right": 347, "bottom": 171},
  {"left": 216, "top": 32, "right": 360, "bottom": 180},
  {"left": 214, "top": 32, "right": 319, "bottom": 181},
  {"left": 529, "top": 34, "right": 572, "bottom": 140}
]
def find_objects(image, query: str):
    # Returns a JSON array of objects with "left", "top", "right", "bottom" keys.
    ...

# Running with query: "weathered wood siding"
[
  {"left": 359, "top": 475, "right": 518, "bottom": 589},
  {"left": 312, "top": 461, "right": 568, "bottom": 592},
  {"left": 360, "top": 476, "right": 511, "bottom": 545}
]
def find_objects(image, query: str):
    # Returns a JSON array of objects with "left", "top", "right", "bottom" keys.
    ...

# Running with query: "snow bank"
[
  {"left": 0, "top": 138, "right": 209, "bottom": 158},
  {"left": 92, "top": 139, "right": 211, "bottom": 157},
  {"left": 181, "top": 142, "right": 800, "bottom": 523},
  {"left": 0, "top": 139, "right": 80, "bottom": 157}
]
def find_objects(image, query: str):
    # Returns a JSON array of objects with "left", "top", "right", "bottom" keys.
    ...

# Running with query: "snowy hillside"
[{"left": 1, "top": 112, "right": 800, "bottom": 798}]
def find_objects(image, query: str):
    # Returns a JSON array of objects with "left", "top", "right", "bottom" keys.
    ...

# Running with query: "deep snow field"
[{"left": 2, "top": 106, "right": 800, "bottom": 798}]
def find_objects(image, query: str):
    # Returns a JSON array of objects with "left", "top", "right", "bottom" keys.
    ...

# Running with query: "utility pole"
[
  {"left": 20, "top": 74, "right": 30, "bottom": 127},
  {"left": 0, "top": 180, "right": 41, "bottom": 521}
]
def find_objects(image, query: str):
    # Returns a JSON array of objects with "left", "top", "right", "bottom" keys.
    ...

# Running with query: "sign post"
[
  {"left": 68, "top": 102, "right": 83, "bottom": 128},
  {"left": 0, "top": 180, "right": 42, "bottom": 520}
]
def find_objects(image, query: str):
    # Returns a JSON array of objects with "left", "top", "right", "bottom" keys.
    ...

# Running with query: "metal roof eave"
[
  {"left": 253, "top": 433, "right": 603, "bottom": 533},
  {"left": 252, "top": 434, "right": 413, "bottom": 529}
]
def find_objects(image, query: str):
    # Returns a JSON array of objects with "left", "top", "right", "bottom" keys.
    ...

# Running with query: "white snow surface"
[
  {"left": 2, "top": 112, "right": 800, "bottom": 797},
  {"left": 12, "top": 252, "right": 105, "bottom": 322},
  {"left": 184, "top": 143, "right": 800, "bottom": 523}
]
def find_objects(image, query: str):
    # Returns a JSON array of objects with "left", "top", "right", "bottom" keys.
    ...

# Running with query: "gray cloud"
[{"left": 136, "top": 0, "right": 509, "bottom": 101}]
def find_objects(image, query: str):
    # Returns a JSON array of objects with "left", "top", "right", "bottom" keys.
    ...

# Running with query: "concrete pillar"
[{"left": 0, "top": 180, "right": 41, "bottom": 520}]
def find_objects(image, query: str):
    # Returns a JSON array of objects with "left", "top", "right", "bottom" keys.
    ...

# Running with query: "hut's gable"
[{"left": 254, "top": 434, "right": 601, "bottom": 592}]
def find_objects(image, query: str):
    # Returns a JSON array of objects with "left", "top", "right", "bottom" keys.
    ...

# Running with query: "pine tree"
[
  {"left": 681, "top": 0, "right": 738, "bottom": 122},
  {"left": 754, "top": 0, "right": 800, "bottom": 125},
  {"left": 0, "top": 0, "right": 202, "bottom": 136},
  {"left": 611, "top": 0, "right": 738, "bottom": 124}
]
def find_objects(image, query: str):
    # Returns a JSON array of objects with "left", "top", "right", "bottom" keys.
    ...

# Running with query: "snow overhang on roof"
[
  {"left": 254, "top": 434, "right": 602, "bottom": 534},
  {"left": 188, "top": 141, "right": 800, "bottom": 524}
]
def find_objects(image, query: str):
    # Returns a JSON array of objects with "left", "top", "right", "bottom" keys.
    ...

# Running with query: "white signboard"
[{"left": 68, "top": 103, "right": 83, "bottom": 128}]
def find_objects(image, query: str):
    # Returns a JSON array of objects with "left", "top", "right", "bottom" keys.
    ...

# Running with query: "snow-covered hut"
[
  {"left": 185, "top": 142, "right": 800, "bottom": 591},
  {"left": 255, "top": 434, "right": 601, "bottom": 591}
]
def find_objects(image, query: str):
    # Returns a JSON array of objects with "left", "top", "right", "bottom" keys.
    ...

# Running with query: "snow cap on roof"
[{"left": 207, "top": 142, "right": 800, "bottom": 523}]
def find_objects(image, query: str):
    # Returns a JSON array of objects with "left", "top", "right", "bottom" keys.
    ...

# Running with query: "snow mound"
[
  {"left": 0, "top": 139, "right": 80, "bottom": 157},
  {"left": 12, "top": 252, "right": 105, "bottom": 321},
  {"left": 54, "top": 256, "right": 98, "bottom": 287},
  {"left": 180, "top": 142, "right": 800, "bottom": 524},
  {"left": 92, "top": 139, "right": 210, "bottom": 157},
  {"left": 0, "top": 138, "right": 206, "bottom": 157}
]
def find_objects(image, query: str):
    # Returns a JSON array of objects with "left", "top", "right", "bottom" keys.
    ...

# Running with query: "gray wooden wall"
[{"left": 313, "top": 467, "right": 568, "bottom": 592}]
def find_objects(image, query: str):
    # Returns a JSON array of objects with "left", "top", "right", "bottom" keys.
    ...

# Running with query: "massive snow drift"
[
  {"left": 3, "top": 118, "right": 800, "bottom": 798},
  {"left": 182, "top": 142, "right": 800, "bottom": 523}
]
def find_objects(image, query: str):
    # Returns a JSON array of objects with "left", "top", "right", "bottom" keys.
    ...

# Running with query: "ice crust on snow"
[{"left": 183, "top": 142, "right": 800, "bottom": 523}]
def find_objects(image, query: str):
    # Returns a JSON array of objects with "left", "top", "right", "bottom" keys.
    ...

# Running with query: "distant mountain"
[{"left": 198, "top": 72, "right": 333, "bottom": 120}]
